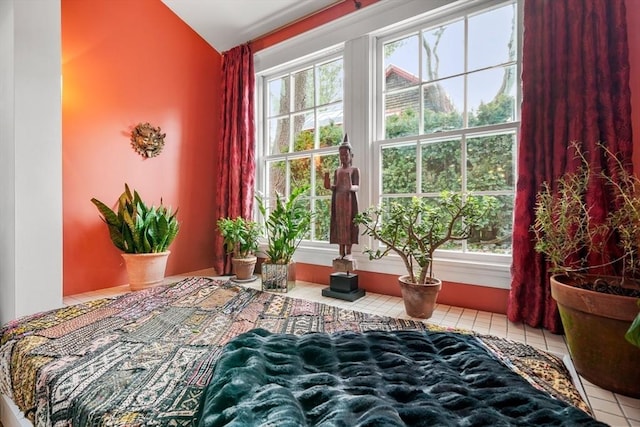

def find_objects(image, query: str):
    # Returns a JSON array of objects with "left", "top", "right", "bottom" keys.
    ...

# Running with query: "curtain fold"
[
  {"left": 213, "top": 44, "right": 256, "bottom": 275},
  {"left": 508, "top": 0, "right": 632, "bottom": 333}
]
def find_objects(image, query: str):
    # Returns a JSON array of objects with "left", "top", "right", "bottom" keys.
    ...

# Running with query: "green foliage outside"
[
  {"left": 266, "top": 92, "right": 515, "bottom": 252},
  {"left": 381, "top": 93, "right": 515, "bottom": 253}
]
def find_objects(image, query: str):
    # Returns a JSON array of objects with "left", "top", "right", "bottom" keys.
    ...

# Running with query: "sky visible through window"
[{"left": 384, "top": 3, "right": 516, "bottom": 115}]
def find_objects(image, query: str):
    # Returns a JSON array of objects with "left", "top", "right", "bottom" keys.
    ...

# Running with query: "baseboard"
[{"left": 0, "top": 395, "right": 31, "bottom": 427}]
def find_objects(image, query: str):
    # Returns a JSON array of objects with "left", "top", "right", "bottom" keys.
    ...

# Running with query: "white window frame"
[{"left": 255, "top": 0, "right": 522, "bottom": 289}]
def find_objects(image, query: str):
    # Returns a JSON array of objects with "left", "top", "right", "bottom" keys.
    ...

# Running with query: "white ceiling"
[{"left": 161, "top": 0, "right": 342, "bottom": 53}]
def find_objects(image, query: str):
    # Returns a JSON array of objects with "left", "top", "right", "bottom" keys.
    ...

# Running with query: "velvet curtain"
[
  {"left": 213, "top": 44, "right": 256, "bottom": 275},
  {"left": 508, "top": 0, "right": 632, "bottom": 333}
]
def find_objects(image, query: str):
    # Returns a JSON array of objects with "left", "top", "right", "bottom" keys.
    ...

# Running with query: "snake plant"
[{"left": 91, "top": 184, "right": 179, "bottom": 253}]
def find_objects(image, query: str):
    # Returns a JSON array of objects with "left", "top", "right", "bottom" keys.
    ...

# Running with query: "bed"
[{"left": 0, "top": 277, "right": 605, "bottom": 426}]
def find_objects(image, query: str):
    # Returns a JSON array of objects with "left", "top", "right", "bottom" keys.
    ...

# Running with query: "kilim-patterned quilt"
[{"left": 0, "top": 277, "right": 598, "bottom": 426}]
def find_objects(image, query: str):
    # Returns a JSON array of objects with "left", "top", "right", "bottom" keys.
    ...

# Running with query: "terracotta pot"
[
  {"left": 550, "top": 274, "right": 640, "bottom": 398},
  {"left": 398, "top": 275, "right": 442, "bottom": 319},
  {"left": 121, "top": 251, "right": 170, "bottom": 291},
  {"left": 232, "top": 255, "right": 257, "bottom": 280}
]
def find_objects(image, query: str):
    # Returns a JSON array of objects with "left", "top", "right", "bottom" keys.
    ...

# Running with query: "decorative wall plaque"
[{"left": 131, "top": 122, "right": 166, "bottom": 158}]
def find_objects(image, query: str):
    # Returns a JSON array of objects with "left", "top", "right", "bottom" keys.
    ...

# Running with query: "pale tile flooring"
[{"left": 62, "top": 270, "right": 640, "bottom": 427}]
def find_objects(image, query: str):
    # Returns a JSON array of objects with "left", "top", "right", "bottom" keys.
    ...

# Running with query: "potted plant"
[
  {"left": 532, "top": 142, "right": 640, "bottom": 397},
  {"left": 91, "top": 183, "right": 179, "bottom": 291},
  {"left": 354, "top": 192, "right": 489, "bottom": 319},
  {"left": 256, "top": 185, "right": 312, "bottom": 291},
  {"left": 217, "top": 216, "right": 261, "bottom": 281}
]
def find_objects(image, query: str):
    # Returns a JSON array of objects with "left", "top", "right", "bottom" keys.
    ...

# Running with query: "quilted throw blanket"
[
  {"left": 0, "top": 277, "right": 601, "bottom": 426},
  {"left": 197, "top": 329, "right": 606, "bottom": 426}
]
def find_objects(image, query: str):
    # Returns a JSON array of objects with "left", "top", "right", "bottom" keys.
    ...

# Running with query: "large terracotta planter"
[
  {"left": 398, "top": 275, "right": 442, "bottom": 319},
  {"left": 232, "top": 255, "right": 257, "bottom": 281},
  {"left": 121, "top": 251, "right": 170, "bottom": 291},
  {"left": 550, "top": 274, "right": 640, "bottom": 398}
]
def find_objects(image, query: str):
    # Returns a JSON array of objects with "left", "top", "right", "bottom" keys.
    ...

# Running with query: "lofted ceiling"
[{"left": 161, "top": 0, "right": 342, "bottom": 53}]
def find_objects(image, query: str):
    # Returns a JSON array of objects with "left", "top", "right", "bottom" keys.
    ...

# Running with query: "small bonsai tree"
[
  {"left": 354, "top": 192, "right": 490, "bottom": 285},
  {"left": 91, "top": 184, "right": 179, "bottom": 254},
  {"left": 256, "top": 185, "right": 312, "bottom": 264},
  {"left": 217, "top": 216, "right": 261, "bottom": 259}
]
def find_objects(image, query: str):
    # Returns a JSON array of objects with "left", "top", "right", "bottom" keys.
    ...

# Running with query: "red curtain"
[
  {"left": 213, "top": 44, "right": 256, "bottom": 275},
  {"left": 508, "top": 0, "right": 632, "bottom": 333}
]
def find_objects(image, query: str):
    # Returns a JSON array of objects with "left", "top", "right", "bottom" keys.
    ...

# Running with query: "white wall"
[{"left": 0, "top": 0, "right": 62, "bottom": 325}]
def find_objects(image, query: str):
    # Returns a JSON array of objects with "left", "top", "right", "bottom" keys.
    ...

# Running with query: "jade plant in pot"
[
  {"left": 217, "top": 216, "right": 262, "bottom": 281},
  {"left": 256, "top": 185, "right": 312, "bottom": 292},
  {"left": 532, "top": 142, "right": 640, "bottom": 397},
  {"left": 354, "top": 192, "right": 489, "bottom": 319},
  {"left": 91, "top": 183, "right": 179, "bottom": 291}
]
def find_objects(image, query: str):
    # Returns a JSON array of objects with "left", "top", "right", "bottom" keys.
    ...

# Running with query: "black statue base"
[{"left": 322, "top": 272, "right": 365, "bottom": 301}]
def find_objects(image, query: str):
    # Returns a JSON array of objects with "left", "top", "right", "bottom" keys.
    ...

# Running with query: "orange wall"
[{"left": 62, "top": 0, "right": 221, "bottom": 295}]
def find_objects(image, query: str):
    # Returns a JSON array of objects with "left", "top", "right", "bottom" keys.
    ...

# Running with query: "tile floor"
[{"left": 63, "top": 270, "right": 640, "bottom": 427}]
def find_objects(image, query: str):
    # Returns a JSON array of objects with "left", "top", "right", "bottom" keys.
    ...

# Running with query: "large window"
[
  {"left": 260, "top": 53, "right": 344, "bottom": 242},
  {"left": 255, "top": 0, "right": 520, "bottom": 287},
  {"left": 377, "top": 2, "right": 517, "bottom": 254}
]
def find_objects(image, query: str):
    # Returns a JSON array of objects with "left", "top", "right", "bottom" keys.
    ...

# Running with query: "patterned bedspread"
[{"left": 0, "top": 277, "right": 597, "bottom": 426}]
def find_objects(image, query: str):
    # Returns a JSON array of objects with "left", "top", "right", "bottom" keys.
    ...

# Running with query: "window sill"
[{"left": 258, "top": 243, "right": 512, "bottom": 290}]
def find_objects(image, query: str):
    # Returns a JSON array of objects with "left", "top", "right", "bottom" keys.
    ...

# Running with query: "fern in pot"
[
  {"left": 91, "top": 183, "right": 179, "bottom": 290},
  {"left": 354, "top": 192, "right": 490, "bottom": 318}
]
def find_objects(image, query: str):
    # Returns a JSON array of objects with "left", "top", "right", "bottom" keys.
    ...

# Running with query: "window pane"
[
  {"left": 315, "top": 153, "right": 339, "bottom": 196},
  {"left": 385, "top": 87, "right": 420, "bottom": 138},
  {"left": 467, "top": 66, "right": 516, "bottom": 127},
  {"left": 290, "top": 157, "right": 311, "bottom": 192},
  {"left": 384, "top": 35, "right": 419, "bottom": 90},
  {"left": 267, "top": 160, "right": 286, "bottom": 198},
  {"left": 468, "top": 4, "right": 516, "bottom": 71},
  {"left": 268, "top": 77, "right": 289, "bottom": 116},
  {"left": 467, "top": 194, "right": 513, "bottom": 254},
  {"left": 314, "top": 198, "right": 331, "bottom": 241},
  {"left": 467, "top": 133, "right": 515, "bottom": 191},
  {"left": 269, "top": 117, "right": 290, "bottom": 154},
  {"left": 422, "top": 19, "right": 464, "bottom": 81},
  {"left": 424, "top": 77, "right": 463, "bottom": 133},
  {"left": 318, "top": 59, "right": 343, "bottom": 104},
  {"left": 421, "top": 139, "right": 461, "bottom": 192},
  {"left": 293, "top": 68, "right": 314, "bottom": 111},
  {"left": 318, "top": 105, "right": 343, "bottom": 148},
  {"left": 382, "top": 145, "right": 417, "bottom": 194},
  {"left": 293, "top": 112, "right": 314, "bottom": 152}
]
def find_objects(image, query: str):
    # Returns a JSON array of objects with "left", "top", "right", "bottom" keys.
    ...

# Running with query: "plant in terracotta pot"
[
  {"left": 91, "top": 183, "right": 179, "bottom": 290},
  {"left": 217, "top": 216, "right": 262, "bottom": 281},
  {"left": 354, "top": 192, "right": 489, "bottom": 319},
  {"left": 256, "top": 185, "right": 312, "bottom": 292},
  {"left": 532, "top": 142, "right": 640, "bottom": 397}
]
